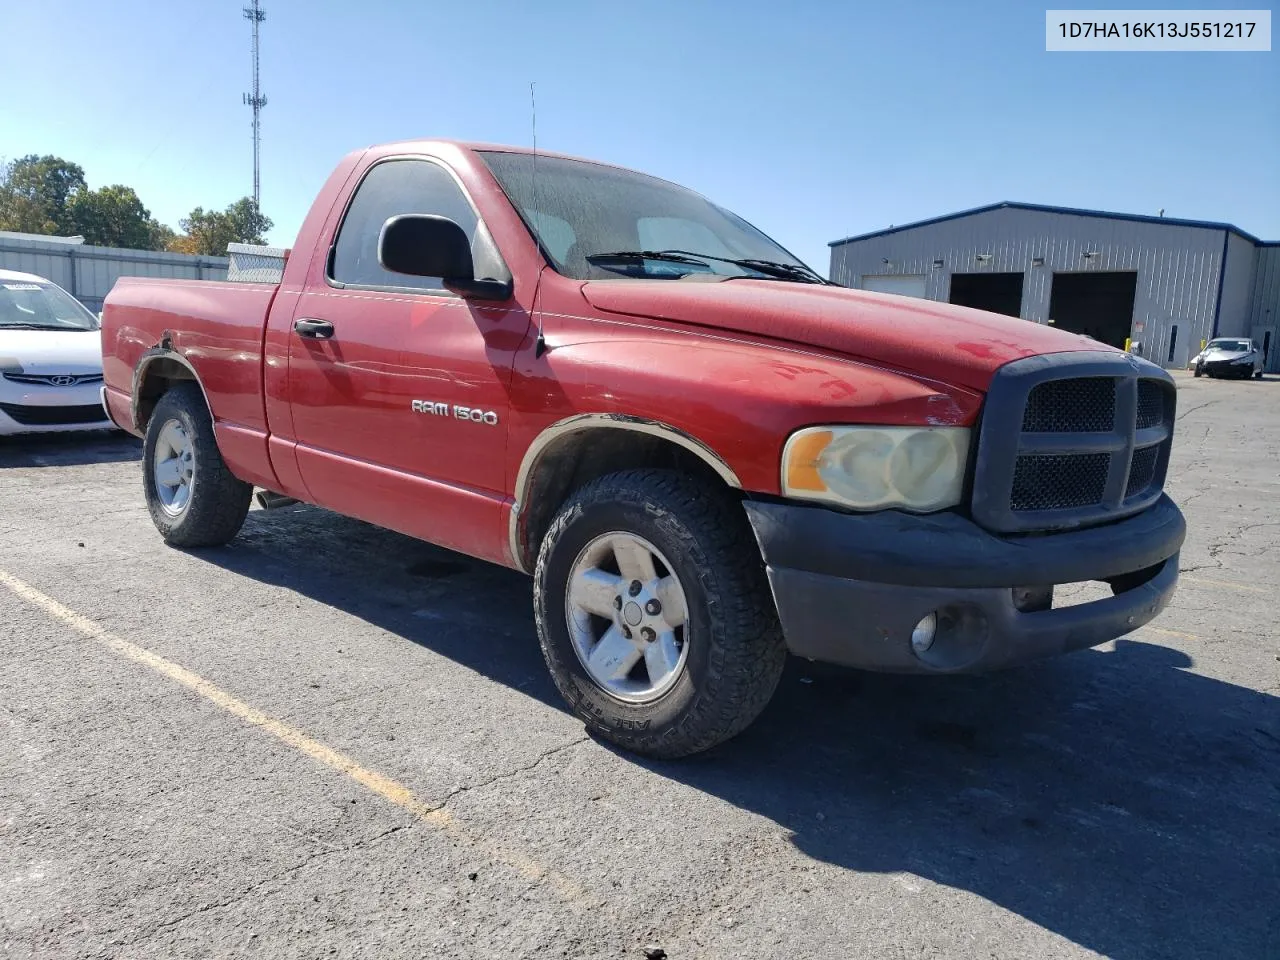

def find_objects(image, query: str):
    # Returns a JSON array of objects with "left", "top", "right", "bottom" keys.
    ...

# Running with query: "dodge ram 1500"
[{"left": 101, "top": 139, "right": 1185, "bottom": 757}]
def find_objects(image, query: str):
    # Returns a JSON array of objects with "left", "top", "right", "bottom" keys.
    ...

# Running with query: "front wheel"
[
  {"left": 142, "top": 383, "right": 252, "bottom": 546},
  {"left": 533, "top": 469, "right": 787, "bottom": 759}
]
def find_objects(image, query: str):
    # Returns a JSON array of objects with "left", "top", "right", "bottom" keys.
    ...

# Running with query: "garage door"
[{"left": 860, "top": 274, "right": 928, "bottom": 299}]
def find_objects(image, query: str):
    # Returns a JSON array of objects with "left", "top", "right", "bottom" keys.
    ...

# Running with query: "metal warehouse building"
[
  {"left": 829, "top": 203, "right": 1280, "bottom": 373},
  {"left": 0, "top": 231, "right": 229, "bottom": 314}
]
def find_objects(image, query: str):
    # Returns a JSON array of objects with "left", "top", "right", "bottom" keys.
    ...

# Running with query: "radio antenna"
[{"left": 531, "top": 81, "right": 548, "bottom": 358}]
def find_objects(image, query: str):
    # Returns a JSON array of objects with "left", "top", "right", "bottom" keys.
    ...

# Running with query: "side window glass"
[{"left": 331, "top": 159, "right": 479, "bottom": 290}]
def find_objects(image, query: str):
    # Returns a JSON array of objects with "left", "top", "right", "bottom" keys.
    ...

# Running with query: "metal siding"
[
  {"left": 830, "top": 208, "right": 1229, "bottom": 369},
  {"left": 0, "top": 236, "right": 228, "bottom": 311},
  {"left": 1217, "top": 233, "right": 1258, "bottom": 339},
  {"left": 0, "top": 237, "right": 74, "bottom": 291},
  {"left": 1247, "top": 246, "right": 1280, "bottom": 373}
]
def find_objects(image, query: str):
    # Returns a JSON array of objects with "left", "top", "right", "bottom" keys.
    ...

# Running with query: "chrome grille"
[
  {"left": 971, "top": 354, "right": 1176, "bottom": 533},
  {"left": 2, "top": 372, "right": 103, "bottom": 386}
]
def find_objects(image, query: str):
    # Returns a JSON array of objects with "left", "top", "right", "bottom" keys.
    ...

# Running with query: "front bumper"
[
  {"left": 744, "top": 495, "right": 1185, "bottom": 674},
  {"left": 1199, "top": 358, "right": 1255, "bottom": 377},
  {"left": 0, "top": 383, "right": 113, "bottom": 436}
]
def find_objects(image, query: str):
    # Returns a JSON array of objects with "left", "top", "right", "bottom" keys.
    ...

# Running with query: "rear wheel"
[
  {"left": 142, "top": 383, "right": 252, "bottom": 546},
  {"left": 534, "top": 469, "right": 787, "bottom": 759}
]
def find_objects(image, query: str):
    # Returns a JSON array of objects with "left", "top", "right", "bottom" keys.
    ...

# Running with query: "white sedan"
[
  {"left": 1190, "top": 337, "right": 1265, "bottom": 380},
  {"left": 0, "top": 269, "right": 115, "bottom": 436}
]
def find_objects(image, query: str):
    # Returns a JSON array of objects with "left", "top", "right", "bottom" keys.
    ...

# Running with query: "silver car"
[{"left": 1191, "top": 338, "right": 1265, "bottom": 379}]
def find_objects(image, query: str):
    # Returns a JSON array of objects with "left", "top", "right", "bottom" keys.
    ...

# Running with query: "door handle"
[{"left": 294, "top": 318, "right": 335, "bottom": 339}]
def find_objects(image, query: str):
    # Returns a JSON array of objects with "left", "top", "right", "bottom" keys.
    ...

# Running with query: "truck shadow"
[
  {"left": 649, "top": 646, "right": 1279, "bottom": 960},
  {"left": 200, "top": 506, "right": 1279, "bottom": 960}
]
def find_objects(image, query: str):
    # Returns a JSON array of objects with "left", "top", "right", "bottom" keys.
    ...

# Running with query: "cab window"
[{"left": 330, "top": 159, "right": 479, "bottom": 291}]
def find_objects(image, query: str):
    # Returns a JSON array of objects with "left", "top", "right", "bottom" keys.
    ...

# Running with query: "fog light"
[{"left": 911, "top": 613, "right": 937, "bottom": 653}]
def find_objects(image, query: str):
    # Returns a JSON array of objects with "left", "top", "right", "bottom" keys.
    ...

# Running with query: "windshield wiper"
[
  {"left": 734, "top": 258, "right": 833, "bottom": 284},
  {"left": 585, "top": 250, "right": 712, "bottom": 268},
  {"left": 584, "top": 249, "right": 832, "bottom": 285},
  {"left": 646, "top": 250, "right": 831, "bottom": 284},
  {"left": 0, "top": 323, "right": 73, "bottom": 331}
]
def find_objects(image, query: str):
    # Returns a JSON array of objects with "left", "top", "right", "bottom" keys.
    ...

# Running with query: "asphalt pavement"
[{"left": 1, "top": 371, "right": 1277, "bottom": 960}]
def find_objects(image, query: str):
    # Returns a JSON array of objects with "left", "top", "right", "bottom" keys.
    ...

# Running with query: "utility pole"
[{"left": 242, "top": 0, "right": 267, "bottom": 209}]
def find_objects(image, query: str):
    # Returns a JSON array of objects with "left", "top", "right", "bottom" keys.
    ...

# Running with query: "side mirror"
[{"left": 377, "top": 214, "right": 509, "bottom": 300}]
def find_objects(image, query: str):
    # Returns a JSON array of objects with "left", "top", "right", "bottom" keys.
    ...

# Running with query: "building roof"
[
  {"left": 829, "top": 201, "right": 1268, "bottom": 247},
  {"left": 0, "top": 230, "right": 85, "bottom": 245}
]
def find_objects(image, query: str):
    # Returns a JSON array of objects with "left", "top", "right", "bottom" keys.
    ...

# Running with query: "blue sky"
[{"left": 2, "top": 1, "right": 1276, "bottom": 272}]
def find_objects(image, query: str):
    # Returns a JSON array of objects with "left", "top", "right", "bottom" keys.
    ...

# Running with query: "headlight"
[{"left": 782, "top": 426, "right": 970, "bottom": 512}]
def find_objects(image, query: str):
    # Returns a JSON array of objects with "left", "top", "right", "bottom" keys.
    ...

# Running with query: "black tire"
[
  {"left": 142, "top": 383, "right": 252, "bottom": 547},
  {"left": 533, "top": 469, "right": 787, "bottom": 759},
  {"left": 1254, "top": 370, "right": 1264, "bottom": 380},
  {"left": 1193, "top": 367, "right": 1202, "bottom": 378}
]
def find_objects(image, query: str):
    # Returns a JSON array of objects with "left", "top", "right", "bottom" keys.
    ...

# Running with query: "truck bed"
[{"left": 101, "top": 276, "right": 280, "bottom": 438}]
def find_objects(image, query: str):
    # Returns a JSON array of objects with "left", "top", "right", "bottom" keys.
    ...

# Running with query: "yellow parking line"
[
  {"left": 0, "top": 568, "right": 584, "bottom": 902},
  {"left": 1180, "top": 576, "right": 1268, "bottom": 595}
]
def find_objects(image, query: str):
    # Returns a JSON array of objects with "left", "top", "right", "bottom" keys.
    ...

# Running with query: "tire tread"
[
  {"left": 534, "top": 468, "right": 786, "bottom": 758},
  {"left": 143, "top": 383, "right": 251, "bottom": 547}
]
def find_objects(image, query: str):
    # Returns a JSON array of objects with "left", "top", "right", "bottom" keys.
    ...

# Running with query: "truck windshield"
[
  {"left": 0, "top": 280, "right": 99, "bottom": 331},
  {"left": 1208, "top": 340, "right": 1250, "bottom": 351},
  {"left": 479, "top": 151, "right": 824, "bottom": 284}
]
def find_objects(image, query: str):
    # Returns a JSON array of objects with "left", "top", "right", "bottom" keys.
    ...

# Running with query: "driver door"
[{"left": 286, "top": 157, "right": 529, "bottom": 559}]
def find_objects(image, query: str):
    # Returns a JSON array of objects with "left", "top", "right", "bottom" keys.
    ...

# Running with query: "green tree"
[
  {"left": 178, "top": 198, "right": 273, "bottom": 255},
  {"left": 66, "top": 184, "right": 162, "bottom": 249},
  {"left": 147, "top": 220, "right": 179, "bottom": 252},
  {"left": 0, "top": 155, "right": 87, "bottom": 235},
  {"left": 224, "top": 197, "right": 272, "bottom": 245}
]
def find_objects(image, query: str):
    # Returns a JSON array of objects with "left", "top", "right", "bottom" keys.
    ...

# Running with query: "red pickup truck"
[{"left": 101, "top": 139, "right": 1185, "bottom": 757}]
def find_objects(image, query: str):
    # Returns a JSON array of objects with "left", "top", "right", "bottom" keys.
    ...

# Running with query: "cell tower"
[{"left": 242, "top": 0, "right": 267, "bottom": 208}]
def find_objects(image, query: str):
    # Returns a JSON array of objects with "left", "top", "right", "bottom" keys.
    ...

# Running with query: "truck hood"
[
  {"left": 580, "top": 279, "right": 1104, "bottom": 392},
  {"left": 0, "top": 327, "right": 104, "bottom": 375}
]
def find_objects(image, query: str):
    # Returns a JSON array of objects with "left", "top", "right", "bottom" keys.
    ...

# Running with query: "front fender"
[{"left": 513, "top": 333, "right": 983, "bottom": 496}]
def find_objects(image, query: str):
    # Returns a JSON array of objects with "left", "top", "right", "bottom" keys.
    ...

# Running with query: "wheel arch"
[
  {"left": 509, "top": 414, "right": 743, "bottom": 574},
  {"left": 132, "top": 348, "right": 213, "bottom": 433}
]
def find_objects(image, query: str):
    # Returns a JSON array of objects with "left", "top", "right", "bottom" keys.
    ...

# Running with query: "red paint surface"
[
  {"left": 102, "top": 139, "right": 1112, "bottom": 570},
  {"left": 579, "top": 280, "right": 1099, "bottom": 392}
]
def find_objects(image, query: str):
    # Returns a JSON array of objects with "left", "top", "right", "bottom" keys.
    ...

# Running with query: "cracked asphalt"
[{"left": 1, "top": 370, "right": 1277, "bottom": 960}]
